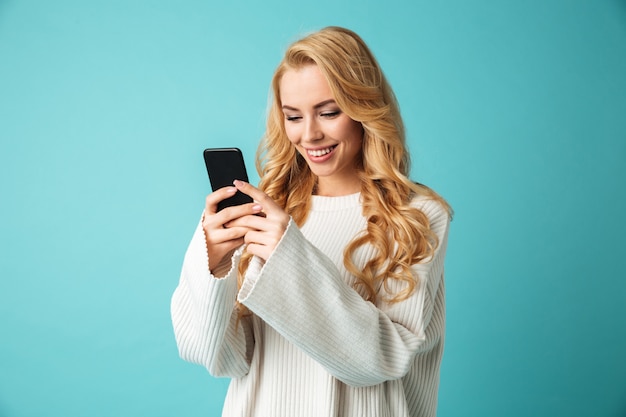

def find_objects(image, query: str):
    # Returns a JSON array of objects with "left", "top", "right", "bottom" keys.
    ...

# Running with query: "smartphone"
[{"left": 203, "top": 147, "right": 253, "bottom": 211}]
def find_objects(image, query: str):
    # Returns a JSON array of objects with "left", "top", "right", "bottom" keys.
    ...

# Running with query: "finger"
[
  {"left": 232, "top": 180, "right": 278, "bottom": 213},
  {"left": 225, "top": 213, "right": 267, "bottom": 230},
  {"left": 218, "top": 203, "right": 264, "bottom": 226},
  {"left": 244, "top": 230, "right": 273, "bottom": 246},
  {"left": 204, "top": 202, "right": 263, "bottom": 234},
  {"left": 206, "top": 226, "right": 250, "bottom": 245},
  {"left": 233, "top": 181, "right": 291, "bottom": 228},
  {"left": 205, "top": 186, "right": 237, "bottom": 215},
  {"left": 244, "top": 243, "right": 271, "bottom": 262},
  {"left": 243, "top": 229, "right": 284, "bottom": 255}
]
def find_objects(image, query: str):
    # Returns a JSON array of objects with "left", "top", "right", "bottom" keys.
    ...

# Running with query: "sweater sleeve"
[
  {"left": 237, "top": 198, "right": 449, "bottom": 387},
  {"left": 170, "top": 219, "right": 254, "bottom": 378}
]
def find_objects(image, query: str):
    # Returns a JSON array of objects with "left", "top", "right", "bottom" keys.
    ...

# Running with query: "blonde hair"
[{"left": 238, "top": 26, "right": 451, "bottom": 308}]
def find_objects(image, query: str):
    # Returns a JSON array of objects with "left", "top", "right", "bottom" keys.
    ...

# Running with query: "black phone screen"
[{"left": 203, "top": 148, "right": 253, "bottom": 211}]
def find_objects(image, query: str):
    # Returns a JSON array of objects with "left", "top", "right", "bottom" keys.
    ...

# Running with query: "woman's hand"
[
  {"left": 203, "top": 186, "right": 263, "bottom": 271},
  {"left": 226, "top": 180, "right": 291, "bottom": 262}
]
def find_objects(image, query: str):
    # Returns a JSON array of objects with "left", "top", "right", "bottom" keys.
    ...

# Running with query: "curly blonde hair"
[{"left": 238, "top": 26, "right": 451, "bottom": 307}]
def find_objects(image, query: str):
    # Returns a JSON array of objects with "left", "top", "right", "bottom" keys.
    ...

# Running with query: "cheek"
[
  {"left": 284, "top": 124, "right": 299, "bottom": 145},
  {"left": 338, "top": 119, "right": 364, "bottom": 144}
]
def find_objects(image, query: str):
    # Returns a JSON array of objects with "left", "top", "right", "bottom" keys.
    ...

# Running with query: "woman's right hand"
[{"left": 202, "top": 186, "right": 263, "bottom": 272}]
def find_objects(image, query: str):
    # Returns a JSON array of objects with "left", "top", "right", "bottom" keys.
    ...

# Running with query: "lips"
[{"left": 307, "top": 145, "right": 337, "bottom": 157}]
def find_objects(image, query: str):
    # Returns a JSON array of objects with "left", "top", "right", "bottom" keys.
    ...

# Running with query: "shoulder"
[{"left": 410, "top": 194, "right": 450, "bottom": 235}]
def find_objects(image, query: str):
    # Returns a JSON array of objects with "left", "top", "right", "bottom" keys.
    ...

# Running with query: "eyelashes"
[{"left": 284, "top": 110, "right": 341, "bottom": 122}]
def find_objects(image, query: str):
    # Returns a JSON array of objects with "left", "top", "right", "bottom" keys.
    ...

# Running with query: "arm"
[
  {"left": 237, "top": 198, "right": 450, "bottom": 387},
  {"left": 171, "top": 187, "right": 265, "bottom": 376},
  {"left": 170, "top": 220, "right": 254, "bottom": 378}
]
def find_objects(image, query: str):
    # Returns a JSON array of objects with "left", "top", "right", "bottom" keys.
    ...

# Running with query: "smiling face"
[{"left": 279, "top": 64, "right": 364, "bottom": 196}]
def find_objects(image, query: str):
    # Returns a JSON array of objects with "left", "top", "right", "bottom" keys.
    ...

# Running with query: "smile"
[{"left": 307, "top": 145, "right": 337, "bottom": 157}]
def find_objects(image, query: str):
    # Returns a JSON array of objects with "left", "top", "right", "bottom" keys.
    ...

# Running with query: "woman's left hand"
[{"left": 225, "top": 180, "right": 291, "bottom": 262}]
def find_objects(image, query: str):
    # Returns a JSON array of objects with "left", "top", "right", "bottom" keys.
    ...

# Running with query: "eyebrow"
[{"left": 282, "top": 99, "right": 337, "bottom": 112}]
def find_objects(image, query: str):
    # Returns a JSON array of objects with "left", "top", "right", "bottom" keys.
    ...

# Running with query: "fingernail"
[
  {"left": 226, "top": 187, "right": 237, "bottom": 194},
  {"left": 233, "top": 179, "right": 245, "bottom": 187},
  {"left": 252, "top": 204, "right": 263, "bottom": 212}
]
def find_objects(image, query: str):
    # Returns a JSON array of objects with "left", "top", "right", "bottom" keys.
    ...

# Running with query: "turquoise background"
[{"left": 1, "top": 1, "right": 625, "bottom": 416}]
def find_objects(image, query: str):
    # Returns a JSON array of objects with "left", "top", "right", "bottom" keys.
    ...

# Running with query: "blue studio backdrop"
[{"left": 1, "top": 1, "right": 625, "bottom": 416}]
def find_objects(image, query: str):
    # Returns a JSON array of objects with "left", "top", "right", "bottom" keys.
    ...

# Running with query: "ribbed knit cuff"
[{"left": 237, "top": 218, "right": 295, "bottom": 303}]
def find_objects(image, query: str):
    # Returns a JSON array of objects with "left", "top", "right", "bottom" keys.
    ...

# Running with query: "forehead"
[{"left": 279, "top": 64, "right": 334, "bottom": 106}]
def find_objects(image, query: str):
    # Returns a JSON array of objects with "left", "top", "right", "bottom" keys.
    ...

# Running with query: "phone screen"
[{"left": 203, "top": 148, "right": 253, "bottom": 211}]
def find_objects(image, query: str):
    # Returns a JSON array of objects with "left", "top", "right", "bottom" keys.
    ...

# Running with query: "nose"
[{"left": 302, "top": 117, "right": 323, "bottom": 143}]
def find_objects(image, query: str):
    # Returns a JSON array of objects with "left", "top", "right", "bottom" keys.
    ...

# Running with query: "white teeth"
[{"left": 308, "top": 147, "right": 334, "bottom": 157}]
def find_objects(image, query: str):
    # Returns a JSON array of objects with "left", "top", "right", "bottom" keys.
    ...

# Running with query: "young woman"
[{"left": 171, "top": 26, "right": 452, "bottom": 417}]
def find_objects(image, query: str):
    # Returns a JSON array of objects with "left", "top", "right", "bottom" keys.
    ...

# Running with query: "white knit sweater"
[{"left": 171, "top": 192, "right": 450, "bottom": 417}]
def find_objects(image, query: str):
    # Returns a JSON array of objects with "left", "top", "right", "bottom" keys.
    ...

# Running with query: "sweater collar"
[{"left": 310, "top": 192, "right": 362, "bottom": 212}]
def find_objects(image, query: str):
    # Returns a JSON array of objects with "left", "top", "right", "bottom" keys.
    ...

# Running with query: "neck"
[{"left": 314, "top": 177, "right": 361, "bottom": 197}]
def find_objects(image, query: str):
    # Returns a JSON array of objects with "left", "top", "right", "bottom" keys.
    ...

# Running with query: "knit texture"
[{"left": 171, "top": 192, "right": 450, "bottom": 417}]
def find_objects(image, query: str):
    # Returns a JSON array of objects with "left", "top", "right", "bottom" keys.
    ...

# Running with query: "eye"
[
  {"left": 320, "top": 110, "right": 340, "bottom": 119},
  {"left": 285, "top": 115, "right": 302, "bottom": 122}
]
